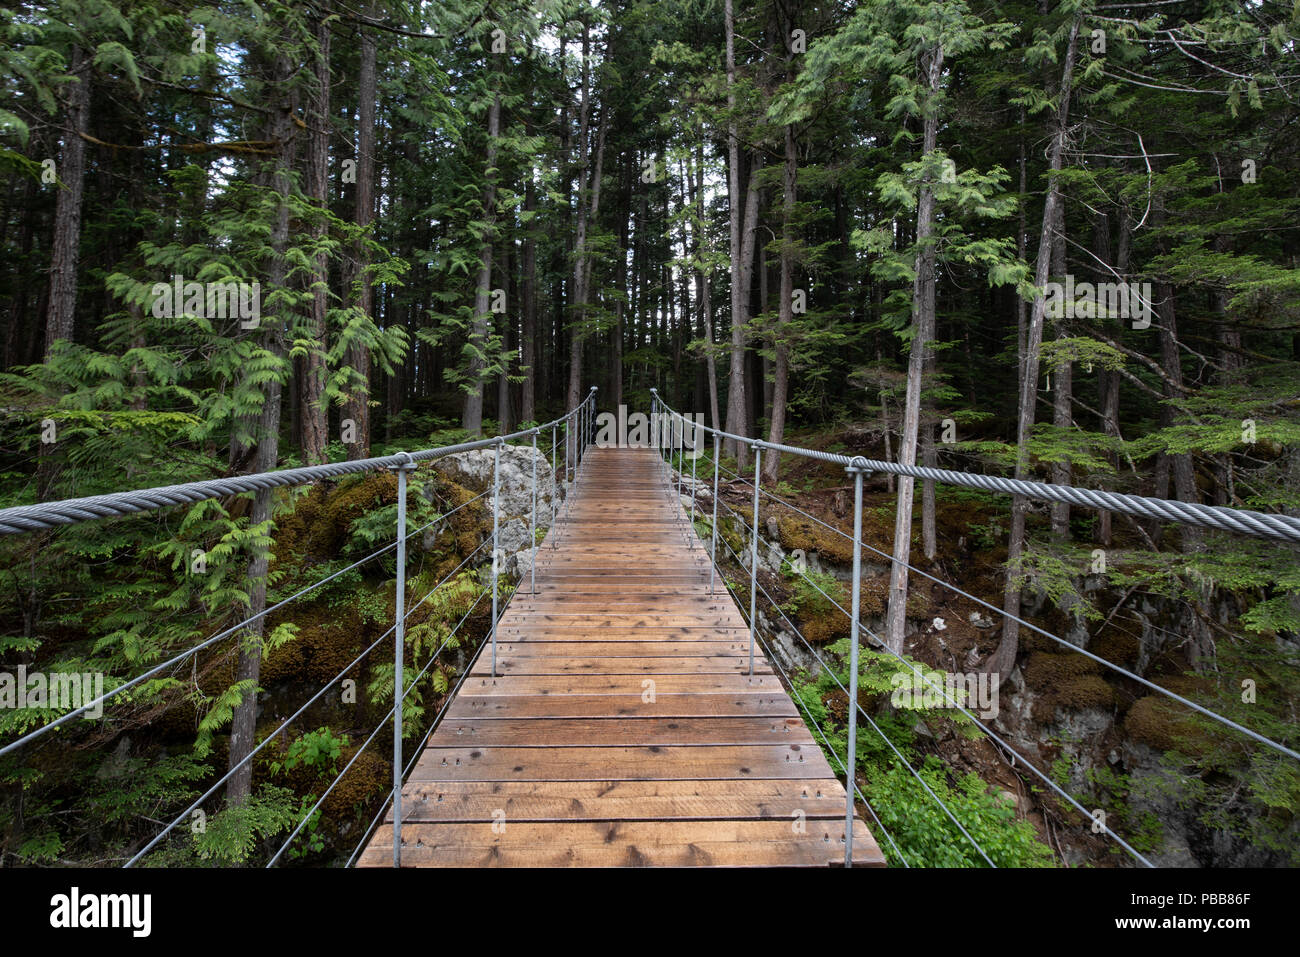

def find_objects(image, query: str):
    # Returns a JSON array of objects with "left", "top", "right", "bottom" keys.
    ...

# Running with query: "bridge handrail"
[
  {"left": 650, "top": 394, "right": 1297, "bottom": 866},
  {"left": 649, "top": 390, "right": 1300, "bottom": 544},
  {"left": 0, "top": 387, "right": 599, "bottom": 535},
  {"left": 1, "top": 388, "right": 599, "bottom": 869}
]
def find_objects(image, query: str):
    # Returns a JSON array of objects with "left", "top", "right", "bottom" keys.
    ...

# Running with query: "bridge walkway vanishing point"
[{"left": 358, "top": 445, "right": 884, "bottom": 867}]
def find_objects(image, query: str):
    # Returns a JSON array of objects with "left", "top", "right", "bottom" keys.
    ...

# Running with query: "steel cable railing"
[
  {"left": 700, "top": 452, "right": 1300, "bottom": 762},
  {"left": 127, "top": 527, "right": 512, "bottom": 866},
  {"left": 0, "top": 536, "right": 400, "bottom": 759},
  {"left": 344, "top": 621, "right": 494, "bottom": 868},
  {"left": 649, "top": 397, "right": 1228, "bottom": 866},
  {"left": 684, "top": 445, "right": 1155, "bottom": 867},
  {"left": 706, "top": 491, "right": 995, "bottom": 866},
  {"left": 649, "top": 390, "right": 1300, "bottom": 545},
  {"left": 1, "top": 387, "right": 597, "bottom": 868},
  {"left": 267, "top": 588, "right": 490, "bottom": 867}
]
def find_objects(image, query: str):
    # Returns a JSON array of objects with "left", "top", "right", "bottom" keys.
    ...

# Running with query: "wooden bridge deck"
[{"left": 358, "top": 445, "right": 884, "bottom": 867}]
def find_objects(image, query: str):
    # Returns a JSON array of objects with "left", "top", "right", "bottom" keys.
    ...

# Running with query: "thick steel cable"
[
  {"left": 651, "top": 394, "right": 1300, "bottom": 544},
  {"left": 0, "top": 536, "right": 400, "bottom": 758},
  {"left": 267, "top": 589, "right": 488, "bottom": 867},
  {"left": 709, "top": 507, "right": 991, "bottom": 866},
  {"left": 706, "top": 455, "right": 1300, "bottom": 762},
  {"left": 0, "top": 399, "right": 593, "bottom": 535}
]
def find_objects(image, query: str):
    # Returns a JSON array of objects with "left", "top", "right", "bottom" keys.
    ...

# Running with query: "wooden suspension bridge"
[{"left": 357, "top": 446, "right": 884, "bottom": 867}]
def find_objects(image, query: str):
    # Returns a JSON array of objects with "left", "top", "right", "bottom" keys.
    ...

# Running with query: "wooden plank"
[
  {"left": 492, "top": 641, "right": 749, "bottom": 657},
  {"left": 428, "top": 716, "right": 816, "bottom": 748},
  {"left": 455, "top": 674, "right": 784, "bottom": 695},
  {"left": 407, "top": 744, "right": 833, "bottom": 782},
  {"left": 446, "top": 693, "right": 799, "bottom": 719},
  {"left": 388, "top": 779, "right": 849, "bottom": 823},
  {"left": 471, "top": 656, "right": 773, "bottom": 676},
  {"left": 359, "top": 819, "right": 885, "bottom": 868}
]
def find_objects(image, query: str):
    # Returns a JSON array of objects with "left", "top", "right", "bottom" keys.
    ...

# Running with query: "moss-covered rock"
[{"left": 1023, "top": 651, "right": 1116, "bottom": 718}]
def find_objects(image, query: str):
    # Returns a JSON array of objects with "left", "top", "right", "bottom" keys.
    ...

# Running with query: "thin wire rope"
[
  {"left": 693, "top": 467, "right": 1154, "bottom": 867},
  {"left": 0, "top": 536, "right": 400, "bottom": 758},
  {"left": 668, "top": 462, "right": 905, "bottom": 866},
  {"left": 126, "top": 534, "right": 499, "bottom": 866},
  {"left": 709, "top": 506, "right": 991, "bottom": 866},
  {"left": 340, "top": 426, "right": 587, "bottom": 871},
  {"left": 267, "top": 589, "right": 489, "bottom": 866},
  {"left": 1, "top": 398, "right": 595, "bottom": 757},
  {"left": 403, "top": 487, "right": 490, "bottom": 542},
  {"left": 346, "top": 585, "right": 501, "bottom": 866},
  {"left": 704, "top": 453, "right": 1300, "bottom": 762},
  {"left": 750, "top": 611, "right": 909, "bottom": 867}
]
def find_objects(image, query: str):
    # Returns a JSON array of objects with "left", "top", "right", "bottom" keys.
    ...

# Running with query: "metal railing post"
[
  {"left": 675, "top": 413, "right": 683, "bottom": 512},
  {"left": 650, "top": 391, "right": 658, "bottom": 467},
  {"left": 709, "top": 432, "right": 720, "bottom": 594},
  {"left": 389, "top": 452, "right": 415, "bottom": 868},
  {"left": 530, "top": 428, "right": 539, "bottom": 596},
  {"left": 748, "top": 442, "right": 762, "bottom": 677},
  {"left": 551, "top": 423, "right": 560, "bottom": 551},
  {"left": 844, "top": 460, "right": 867, "bottom": 866},
  {"left": 689, "top": 419, "right": 697, "bottom": 548},
  {"left": 489, "top": 438, "right": 502, "bottom": 677}
]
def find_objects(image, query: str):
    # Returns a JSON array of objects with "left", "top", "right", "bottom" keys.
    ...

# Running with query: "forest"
[{"left": 0, "top": 0, "right": 1298, "bottom": 869}]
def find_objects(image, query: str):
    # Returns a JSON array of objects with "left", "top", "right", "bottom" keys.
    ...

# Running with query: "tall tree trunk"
[
  {"left": 723, "top": 0, "right": 749, "bottom": 465},
  {"left": 993, "top": 15, "right": 1080, "bottom": 678},
  {"left": 302, "top": 17, "right": 331, "bottom": 465},
  {"left": 764, "top": 120, "right": 796, "bottom": 483},
  {"left": 1049, "top": 211, "right": 1073, "bottom": 539},
  {"left": 44, "top": 44, "right": 91, "bottom": 356},
  {"left": 1156, "top": 277, "right": 1201, "bottom": 549},
  {"left": 688, "top": 143, "right": 721, "bottom": 431},
  {"left": 497, "top": 241, "right": 513, "bottom": 433},
  {"left": 883, "top": 44, "right": 943, "bottom": 655},
  {"left": 463, "top": 89, "right": 500, "bottom": 434},
  {"left": 566, "top": 25, "right": 606, "bottom": 441},
  {"left": 521, "top": 158, "right": 538, "bottom": 425},
  {"left": 344, "top": 18, "right": 377, "bottom": 456},
  {"left": 227, "top": 50, "right": 297, "bottom": 806}
]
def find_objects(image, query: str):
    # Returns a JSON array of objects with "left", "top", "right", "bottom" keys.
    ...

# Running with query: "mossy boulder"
[{"left": 1022, "top": 651, "right": 1117, "bottom": 719}]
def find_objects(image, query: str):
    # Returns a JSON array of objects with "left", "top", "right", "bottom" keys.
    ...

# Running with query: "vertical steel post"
[
  {"left": 845, "top": 462, "right": 866, "bottom": 866},
  {"left": 530, "top": 429, "right": 538, "bottom": 595},
  {"left": 650, "top": 392, "right": 657, "bottom": 472},
  {"left": 551, "top": 424, "right": 559, "bottom": 550},
  {"left": 709, "top": 432, "right": 720, "bottom": 594},
  {"left": 689, "top": 419, "right": 697, "bottom": 548},
  {"left": 390, "top": 452, "right": 415, "bottom": 867},
  {"left": 748, "top": 443, "right": 762, "bottom": 677},
  {"left": 489, "top": 438, "right": 502, "bottom": 677},
  {"left": 564, "top": 413, "right": 574, "bottom": 526},
  {"left": 675, "top": 414, "right": 683, "bottom": 509}
]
